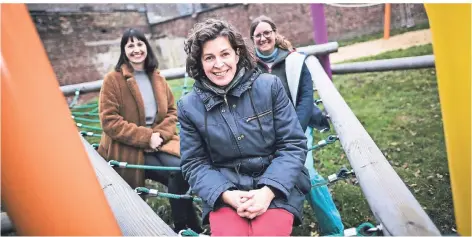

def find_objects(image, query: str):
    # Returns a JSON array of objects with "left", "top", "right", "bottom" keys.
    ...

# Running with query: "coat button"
[
  {"left": 232, "top": 104, "right": 236, "bottom": 108},
  {"left": 222, "top": 109, "right": 225, "bottom": 113},
  {"left": 237, "top": 136, "right": 242, "bottom": 141},
  {"left": 240, "top": 134, "right": 245, "bottom": 139}
]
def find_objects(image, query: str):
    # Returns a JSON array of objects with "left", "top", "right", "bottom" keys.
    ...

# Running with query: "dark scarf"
[{"left": 201, "top": 67, "right": 246, "bottom": 96}]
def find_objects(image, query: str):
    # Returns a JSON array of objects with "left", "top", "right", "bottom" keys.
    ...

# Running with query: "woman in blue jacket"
[
  {"left": 250, "top": 15, "right": 344, "bottom": 235},
  {"left": 178, "top": 18, "right": 310, "bottom": 236}
]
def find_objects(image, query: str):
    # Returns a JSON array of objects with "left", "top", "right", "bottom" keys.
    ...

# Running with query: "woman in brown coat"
[{"left": 97, "top": 28, "right": 201, "bottom": 233}]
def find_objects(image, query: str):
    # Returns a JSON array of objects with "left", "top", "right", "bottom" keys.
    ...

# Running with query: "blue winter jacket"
[{"left": 177, "top": 68, "right": 310, "bottom": 225}]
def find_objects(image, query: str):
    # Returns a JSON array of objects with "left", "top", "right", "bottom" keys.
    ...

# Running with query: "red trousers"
[{"left": 209, "top": 207, "right": 294, "bottom": 236}]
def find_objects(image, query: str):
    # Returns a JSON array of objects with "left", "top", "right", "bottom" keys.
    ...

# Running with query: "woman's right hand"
[
  {"left": 149, "top": 132, "right": 163, "bottom": 149},
  {"left": 236, "top": 186, "right": 275, "bottom": 219},
  {"left": 221, "top": 190, "right": 254, "bottom": 210}
]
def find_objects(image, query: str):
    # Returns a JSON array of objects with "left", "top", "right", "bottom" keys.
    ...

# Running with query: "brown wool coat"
[{"left": 97, "top": 64, "right": 180, "bottom": 188}]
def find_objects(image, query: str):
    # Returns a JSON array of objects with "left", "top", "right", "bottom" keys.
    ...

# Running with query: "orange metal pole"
[
  {"left": 384, "top": 3, "right": 391, "bottom": 39},
  {"left": 1, "top": 4, "right": 122, "bottom": 236}
]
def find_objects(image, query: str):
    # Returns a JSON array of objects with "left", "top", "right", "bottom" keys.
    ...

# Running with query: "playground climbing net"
[{"left": 68, "top": 78, "right": 382, "bottom": 236}]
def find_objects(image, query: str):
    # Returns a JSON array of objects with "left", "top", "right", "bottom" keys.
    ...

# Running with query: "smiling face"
[
  {"left": 201, "top": 36, "right": 239, "bottom": 87},
  {"left": 124, "top": 37, "right": 147, "bottom": 68},
  {"left": 252, "top": 22, "right": 276, "bottom": 55}
]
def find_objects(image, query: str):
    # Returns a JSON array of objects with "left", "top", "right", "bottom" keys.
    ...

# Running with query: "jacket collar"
[
  {"left": 193, "top": 68, "right": 261, "bottom": 111},
  {"left": 120, "top": 64, "right": 134, "bottom": 79},
  {"left": 120, "top": 64, "right": 165, "bottom": 127},
  {"left": 256, "top": 48, "right": 291, "bottom": 68}
]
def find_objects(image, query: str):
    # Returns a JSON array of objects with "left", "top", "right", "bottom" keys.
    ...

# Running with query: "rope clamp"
[
  {"left": 326, "top": 135, "right": 339, "bottom": 143},
  {"left": 344, "top": 227, "right": 357, "bottom": 236},
  {"left": 149, "top": 189, "right": 158, "bottom": 196},
  {"left": 337, "top": 167, "right": 354, "bottom": 179},
  {"left": 328, "top": 173, "right": 338, "bottom": 182},
  {"left": 134, "top": 187, "right": 143, "bottom": 195},
  {"left": 366, "top": 224, "right": 382, "bottom": 234}
]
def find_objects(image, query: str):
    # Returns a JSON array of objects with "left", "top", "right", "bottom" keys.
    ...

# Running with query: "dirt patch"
[{"left": 330, "top": 29, "right": 432, "bottom": 63}]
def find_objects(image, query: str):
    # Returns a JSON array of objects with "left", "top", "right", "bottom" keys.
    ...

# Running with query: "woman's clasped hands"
[{"left": 221, "top": 186, "right": 275, "bottom": 219}]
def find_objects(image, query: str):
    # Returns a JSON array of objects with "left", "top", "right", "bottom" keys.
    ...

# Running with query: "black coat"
[{"left": 256, "top": 49, "right": 314, "bottom": 131}]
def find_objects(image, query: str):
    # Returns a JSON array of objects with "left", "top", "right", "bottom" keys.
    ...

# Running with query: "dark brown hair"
[
  {"left": 115, "top": 28, "right": 158, "bottom": 74},
  {"left": 249, "top": 15, "right": 293, "bottom": 51},
  {"left": 184, "top": 18, "right": 256, "bottom": 80}
]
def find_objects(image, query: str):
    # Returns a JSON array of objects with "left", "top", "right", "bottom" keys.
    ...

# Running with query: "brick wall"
[
  {"left": 151, "top": 4, "right": 315, "bottom": 47},
  {"left": 30, "top": 4, "right": 428, "bottom": 89},
  {"left": 31, "top": 11, "right": 150, "bottom": 86},
  {"left": 325, "top": 4, "right": 428, "bottom": 40},
  {"left": 151, "top": 4, "right": 428, "bottom": 48}
]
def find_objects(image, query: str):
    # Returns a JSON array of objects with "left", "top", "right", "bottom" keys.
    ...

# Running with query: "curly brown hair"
[
  {"left": 184, "top": 18, "right": 256, "bottom": 80},
  {"left": 249, "top": 15, "right": 293, "bottom": 51}
]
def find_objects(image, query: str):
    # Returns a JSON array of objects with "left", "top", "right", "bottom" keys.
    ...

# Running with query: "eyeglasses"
[{"left": 253, "top": 30, "right": 273, "bottom": 40}]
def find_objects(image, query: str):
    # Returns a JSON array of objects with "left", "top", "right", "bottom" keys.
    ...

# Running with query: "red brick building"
[{"left": 28, "top": 3, "right": 428, "bottom": 86}]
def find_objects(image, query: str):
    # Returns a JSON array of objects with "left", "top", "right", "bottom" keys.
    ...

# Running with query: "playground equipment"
[
  {"left": 1, "top": 2, "right": 470, "bottom": 236},
  {"left": 306, "top": 55, "right": 440, "bottom": 235},
  {"left": 1, "top": 212, "right": 14, "bottom": 234},
  {"left": 1, "top": 4, "right": 122, "bottom": 235},
  {"left": 79, "top": 137, "right": 176, "bottom": 236},
  {"left": 384, "top": 3, "right": 391, "bottom": 39},
  {"left": 424, "top": 4, "right": 471, "bottom": 235},
  {"left": 60, "top": 54, "right": 436, "bottom": 96},
  {"left": 331, "top": 55, "right": 435, "bottom": 74},
  {"left": 60, "top": 42, "right": 339, "bottom": 96}
]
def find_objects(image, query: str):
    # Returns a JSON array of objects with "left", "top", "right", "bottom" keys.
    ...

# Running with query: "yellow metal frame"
[
  {"left": 1, "top": 2, "right": 470, "bottom": 236},
  {"left": 425, "top": 4, "right": 471, "bottom": 236}
]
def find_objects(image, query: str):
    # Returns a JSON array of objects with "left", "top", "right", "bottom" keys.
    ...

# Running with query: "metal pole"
[
  {"left": 310, "top": 3, "right": 332, "bottom": 79},
  {"left": 306, "top": 56, "right": 441, "bottom": 236},
  {"left": 60, "top": 42, "right": 339, "bottom": 96},
  {"left": 331, "top": 55, "right": 435, "bottom": 74},
  {"left": 384, "top": 3, "right": 391, "bottom": 39}
]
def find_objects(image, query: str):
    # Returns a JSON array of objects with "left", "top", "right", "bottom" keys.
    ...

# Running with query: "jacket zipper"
[
  {"left": 246, "top": 110, "right": 272, "bottom": 122},
  {"left": 220, "top": 94, "right": 244, "bottom": 157},
  {"left": 223, "top": 94, "right": 228, "bottom": 105}
]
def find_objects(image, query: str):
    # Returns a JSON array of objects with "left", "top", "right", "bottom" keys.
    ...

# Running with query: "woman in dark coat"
[
  {"left": 250, "top": 15, "right": 344, "bottom": 235},
  {"left": 178, "top": 19, "right": 310, "bottom": 236}
]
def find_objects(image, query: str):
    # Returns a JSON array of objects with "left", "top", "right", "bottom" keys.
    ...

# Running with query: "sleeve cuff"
[
  {"left": 142, "top": 127, "right": 154, "bottom": 148},
  {"left": 257, "top": 177, "right": 289, "bottom": 200},
  {"left": 153, "top": 128, "right": 173, "bottom": 142},
  {"left": 207, "top": 182, "right": 237, "bottom": 209},
  {"left": 267, "top": 185, "right": 284, "bottom": 199}
]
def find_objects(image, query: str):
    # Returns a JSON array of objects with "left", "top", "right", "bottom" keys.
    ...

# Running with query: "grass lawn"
[
  {"left": 72, "top": 42, "right": 454, "bottom": 236},
  {"left": 292, "top": 43, "right": 454, "bottom": 236}
]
